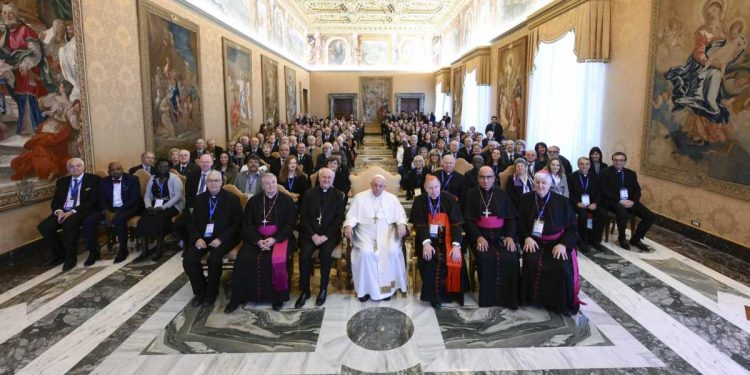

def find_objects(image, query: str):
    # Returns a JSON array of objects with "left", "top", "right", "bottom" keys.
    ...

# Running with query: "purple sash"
[
  {"left": 533, "top": 229, "right": 584, "bottom": 306},
  {"left": 257, "top": 224, "right": 288, "bottom": 292},
  {"left": 476, "top": 216, "right": 505, "bottom": 229}
]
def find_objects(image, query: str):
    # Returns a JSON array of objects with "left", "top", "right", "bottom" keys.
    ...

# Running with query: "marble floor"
[{"left": 1, "top": 134, "right": 749, "bottom": 374}]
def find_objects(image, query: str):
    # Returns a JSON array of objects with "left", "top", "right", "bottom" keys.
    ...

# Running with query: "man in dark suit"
[
  {"left": 600, "top": 152, "right": 655, "bottom": 251},
  {"left": 37, "top": 158, "right": 100, "bottom": 271},
  {"left": 184, "top": 170, "right": 242, "bottom": 307},
  {"left": 402, "top": 135, "right": 419, "bottom": 175},
  {"left": 501, "top": 140, "right": 520, "bottom": 168},
  {"left": 568, "top": 157, "right": 607, "bottom": 252},
  {"left": 432, "top": 155, "right": 465, "bottom": 201},
  {"left": 485, "top": 116, "right": 503, "bottom": 142},
  {"left": 128, "top": 151, "right": 155, "bottom": 175},
  {"left": 295, "top": 143, "right": 314, "bottom": 176},
  {"left": 185, "top": 154, "right": 215, "bottom": 212},
  {"left": 270, "top": 144, "right": 291, "bottom": 176},
  {"left": 206, "top": 139, "right": 224, "bottom": 161},
  {"left": 190, "top": 138, "right": 208, "bottom": 162},
  {"left": 83, "top": 161, "right": 142, "bottom": 265},
  {"left": 176, "top": 149, "right": 198, "bottom": 176}
]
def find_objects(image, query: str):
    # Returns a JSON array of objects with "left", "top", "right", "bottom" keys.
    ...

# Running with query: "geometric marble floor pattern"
[{"left": 1, "top": 135, "right": 750, "bottom": 374}]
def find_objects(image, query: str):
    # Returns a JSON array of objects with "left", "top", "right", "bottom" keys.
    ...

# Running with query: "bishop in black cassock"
[{"left": 463, "top": 166, "right": 520, "bottom": 308}]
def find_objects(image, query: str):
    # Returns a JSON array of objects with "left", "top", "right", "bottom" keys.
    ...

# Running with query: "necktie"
[
  {"left": 71, "top": 178, "right": 80, "bottom": 206},
  {"left": 198, "top": 173, "right": 206, "bottom": 194}
]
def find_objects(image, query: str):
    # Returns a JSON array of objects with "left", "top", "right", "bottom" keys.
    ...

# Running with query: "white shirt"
[{"left": 112, "top": 178, "right": 123, "bottom": 208}]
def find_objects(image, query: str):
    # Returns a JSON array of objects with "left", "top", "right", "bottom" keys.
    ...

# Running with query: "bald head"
[
  {"left": 318, "top": 167, "right": 335, "bottom": 189},
  {"left": 441, "top": 154, "right": 455, "bottom": 173},
  {"left": 478, "top": 166, "right": 495, "bottom": 189}
]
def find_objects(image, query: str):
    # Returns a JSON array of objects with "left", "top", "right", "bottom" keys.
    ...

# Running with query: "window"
[
  {"left": 435, "top": 82, "right": 452, "bottom": 122},
  {"left": 461, "top": 69, "right": 491, "bottom": 132},
  {"left": 526, "top": 31, "right": 605, "bottom": 161}
]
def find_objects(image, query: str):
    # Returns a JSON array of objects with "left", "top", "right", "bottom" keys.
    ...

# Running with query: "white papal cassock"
[{"left": 344, "top": 189, "right": 408, "bottom": 300}]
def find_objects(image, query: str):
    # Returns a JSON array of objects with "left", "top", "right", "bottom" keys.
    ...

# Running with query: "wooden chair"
[
  {"left": 604, "top": 212, "right": 637, "bottom": 243},
  {"left": 498, "top": 165, "right": 514, "bottom": 190},
  {"left": 454, "top": 158, "right": 473, "bottom": 175},
  {"left": 95, "top": 169, "right": 109, "bottom": 178},
  {"left": 208, "top": 184, "right": 248, "bottom": 270},
  {"left": 310, "top": 172, "right": 318, "bottom": 187},
  {"left": 127, "top": 169, "right": 153, "bottom": 245}
]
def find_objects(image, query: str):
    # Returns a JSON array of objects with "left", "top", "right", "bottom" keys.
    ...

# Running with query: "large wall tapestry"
[
  {"left": 452, "top": 66, "right": 465, "bottom": 126},
  {"left": 261, "top": 55, "right": 279, "bottom": 125},
  {"left": 643, "top": 0, "right": 750, "bottom": 201},
  {"left": 139, "top": 1, "right": 202, "bottom": 156},
  {"left": 284, "top": 66, "right": 297, "bottom": 123},
  {"left": 0, "top": 0, "right": 92, "bottom": 211},
  {"left": 222, "top": 38, "right": 252, "bottom": 143},
  {"left": 496, "top": 35, "right": 528, "bottom": 140},
  {"left": 360, "top": 77, "right": 392, "bottom": 124}
]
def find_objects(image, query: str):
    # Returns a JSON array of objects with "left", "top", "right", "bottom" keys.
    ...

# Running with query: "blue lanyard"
[
  {"left": 208, "top": 196, "right": 219, "bottom": 222},
  {"left": 287, "top": 177, "right": 294, "bottom": 191},
  {"left": 156, "top": 178, "right": 166, "bottom": 197},
  {"left": 535, "top": 192, "right": 551, "bottom": 220},
  {"left": 441, "top": 171, "right": 454, "bottom": 187},
  {"left": 579, "top": 174, "right": 590, "bottom": 193},
  {"left": 428, "top": 195, "right": 441, "bottom": 221}
]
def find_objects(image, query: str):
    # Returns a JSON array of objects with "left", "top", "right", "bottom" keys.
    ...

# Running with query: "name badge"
[
  {"left": 586, "top": 218, "right": 593, "bottom": 229},
  {"left": 619, "top": 188, "right": 629, "bottom": 200},
  {"left": 63, "top": 199, "right": 75, "bottom": 211},
  {"left": 413, "top": 188, "right": 421, "bottom": 197},
  {"left": 532, "top": 219, "right": 544, "bottom": 238},
  {"left": 204, "top": 223, "right": 214, "bottom": 237},
  {"left": 581, "top": 194, "right": 590, "bottom": 206},
  {"left": 429, "top": 224, "right": 439, "bottom": 238},
  {"left": 154, "top": 199, "right": 164, "bottom": 208}
]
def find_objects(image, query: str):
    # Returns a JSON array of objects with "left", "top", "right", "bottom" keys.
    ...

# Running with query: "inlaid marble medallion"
[{"left": 346, "top": 307, "right": 414, "bottom": 351}]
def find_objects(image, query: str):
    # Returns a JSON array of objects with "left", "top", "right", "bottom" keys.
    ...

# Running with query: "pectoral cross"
[
  {"left": 482, "top": 209, "right": 491, "bottom": 218},
  {"left": 262, "top": 219, "right": 269, "bottom": 226},
  {"left": 317, "top": 216, "right": 322, "bottom": 225}
]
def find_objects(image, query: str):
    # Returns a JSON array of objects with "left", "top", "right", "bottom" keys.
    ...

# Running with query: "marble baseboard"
[
  {"left": 0, "top": 237, "right": 44, "bottom": 269},
  {"left": 654, "top": 214, "right": 750, "bottom": 264}
]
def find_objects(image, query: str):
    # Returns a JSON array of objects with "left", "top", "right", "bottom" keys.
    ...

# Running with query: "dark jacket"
[
  {"left": 51, "top": 173, "right": 100, "bottom": 217},
  {"left": 188, "top": 189, "right": 242, "bottom": 245},
  {"left": 100, "top": 173, "right": 141, "bottom": 211}
]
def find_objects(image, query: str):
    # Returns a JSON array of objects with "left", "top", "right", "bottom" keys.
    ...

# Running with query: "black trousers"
[
  {"left": 573, "top": 205, "right": 607, "bottom": 244},
  {"left": 298, "top": 238, "right": 339, "bottom": 293},
  {"left": 82, "top": 207, "right": 140, "bottom": 255},
  {"left": 38, "top": 213, "right": 89, "bottom": 266},
  {"left": 183, "top": 240, "right": 234, "bottom": 301},
  {"left": 606, "top": 201, "right": 655, "bottom": 241}
]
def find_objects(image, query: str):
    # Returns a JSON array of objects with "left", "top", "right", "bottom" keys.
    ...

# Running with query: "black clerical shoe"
[
  {"left": 200, "top": 299, "right": 215, "bottom": 308},
  {"left": 618, "top": 238, "right": 630, "bottom": 250},
  {"left": 431, "top": 301, "right": 441, "bottom": 309},
  {"left": 39, "top": 257, "right": 63, "bottom": 267},
  {"left": 272, "top": 301, "right": 283, "bottom": 311},
  {"left": 316, "top": 289, "right": 328, "bottom": 306},
  {"left": 150, "top": 247, "right": 163, "bottom": 261},
  {"left": 591, "top": 243, "right": 606, "bottom": 252},
  {"left": 113, "top": 250, "right": 129, "bottom": 264},
  {"left": 62, "top": 261, "right": 76, "bottom": 272},
  {"left": 224, "top": 301, "right": 240, "bottom": 313},
  {"left": 629, "top": 239, "right": 653, "bottom": 252},
  {"left": 295, "top": 291, "right": 310, "bottom": 308},
  {"left": 133, "top": 249, "right": 152, "bottom": 263},
  {"left": 84, "top": 253, "right": 99, "bottom": 267},
  {"left": 577, "top": 243, "right": 591, "bottom": 254},
  {"left": 190, "top": 295, "right": 203, "bottom": 307},
  {"left": 358, "top": 295, "right": 370, "bottom": 302}
]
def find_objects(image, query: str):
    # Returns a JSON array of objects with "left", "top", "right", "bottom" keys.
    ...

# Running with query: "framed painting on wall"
[
  {"left": 261, "top": 55, "right": 279, "bottom": 125},
  {"left": 452, "top": 66, "right": 464, "bottom": 126},
  {"left": 360, "top": 77, "right": 392, "bottom": 124},
  {"left": 641, "top": 0, "right": 750, "bottom": 201},
  {"left": 222, "top": 38, "right": 252, "bottom": 144},
  {"left": 496, "top": 35, "right": 528, "bottom": 140},
  {"left": 138, "top": 0, "right": 203, "bottom": 156},
  {"left": 0, "top": 0, "right": 93, "bottom": 212},
  {"left": 284, "top": 66, "right": 297, "bottom": 123}
]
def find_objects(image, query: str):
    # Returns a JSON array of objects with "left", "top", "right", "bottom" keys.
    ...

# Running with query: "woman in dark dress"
[
  {"left": 406, "top": 155, "right": 429, "bottom": 200},
  {"left": 588, "top": 146, "right": 608, "bottom": 176},
  {"left": 135, "top": 159, "right": 184, "bottom": 262},
  {"left": 278, "top": 156, "right": 310, "bottom": 206}
]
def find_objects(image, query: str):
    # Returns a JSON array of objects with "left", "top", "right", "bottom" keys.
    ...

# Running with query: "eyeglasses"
[{"left": 478, "top": 175, "right": 494, "bottom": 179}]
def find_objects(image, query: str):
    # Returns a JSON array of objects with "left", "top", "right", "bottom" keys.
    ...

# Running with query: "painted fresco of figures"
[{"left": 644, "top": 0, "right": 750, "bottom": 198}]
